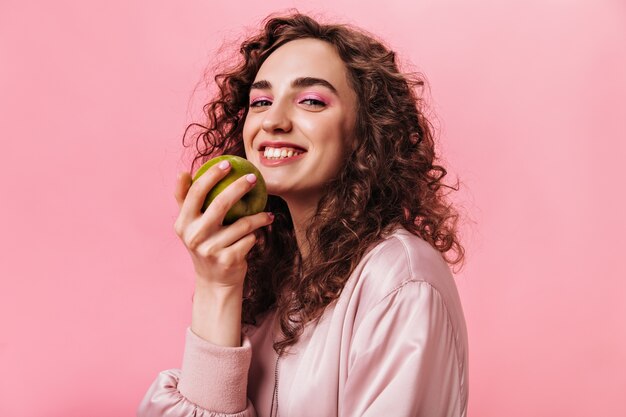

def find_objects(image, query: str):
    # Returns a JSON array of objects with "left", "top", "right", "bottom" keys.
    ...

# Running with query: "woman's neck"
[{"left": 283, "top": 196, "right": 318, "bottom": 261}]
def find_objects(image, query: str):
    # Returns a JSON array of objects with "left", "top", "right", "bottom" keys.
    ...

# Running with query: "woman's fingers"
[
  {"left": 207, "top": 211, "right": 274, "bottom": 250},
  {"left": 201, "top": 173, "right": 259, "bottom": 226},
  {"left": 230, "top": 232, "right": 259, "bottom": 257},
  {"left": 218, "top": 232, "right": 259, "bottom": 265},
  {"left": 174, "top": 171, "right": 192, "bottom": 209},
  {"left": 171, "top": 162, "right": 269, "bottom": 290},
  {"left": 179, "top": 161, "right": 232, "bottom": 222}
]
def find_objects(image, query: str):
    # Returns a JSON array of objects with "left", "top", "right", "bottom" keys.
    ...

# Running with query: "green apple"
[{"left": 192, "top": 155, "right": 267, "bottom": 224}]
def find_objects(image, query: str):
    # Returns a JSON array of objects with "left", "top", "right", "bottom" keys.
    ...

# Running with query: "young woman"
[{"left": 139, "top": 13, "right": 468, "bottom": 417}]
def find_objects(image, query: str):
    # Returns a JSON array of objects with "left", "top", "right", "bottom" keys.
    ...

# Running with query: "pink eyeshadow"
[{"left": 298, "top": 92, "right": 332, "bottom": 104}]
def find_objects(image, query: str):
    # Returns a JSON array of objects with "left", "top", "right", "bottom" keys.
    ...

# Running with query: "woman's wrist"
[{"left": 191, "top": 283, "right": 243, "bottom": 347}]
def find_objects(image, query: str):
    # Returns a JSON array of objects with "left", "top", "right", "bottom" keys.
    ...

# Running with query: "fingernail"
[
  {"left": 218, "top": 161, "right": 230, "bottom": 170},
  {"left": 268, "top": 212, "right": 275, "bottom": 220},
  {"left": 246, "top": 173, "right": 257, "bottom": 184}
]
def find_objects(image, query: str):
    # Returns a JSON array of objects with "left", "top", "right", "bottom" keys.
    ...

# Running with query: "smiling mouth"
[{"left": 262, "top": 146, "right": 306, "bottom": 160}]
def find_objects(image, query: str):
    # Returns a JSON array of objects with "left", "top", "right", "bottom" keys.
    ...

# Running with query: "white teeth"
[{"left": 263, "top": 146, "right": 303, "bottom": 160}]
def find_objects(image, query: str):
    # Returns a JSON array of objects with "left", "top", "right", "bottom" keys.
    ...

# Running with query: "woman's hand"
[
  {"left": 173, "top": 161, "right": 273, "bottom": 346},
  {"left": 173, "top": 160, "right": 273, "bottom": 290}
]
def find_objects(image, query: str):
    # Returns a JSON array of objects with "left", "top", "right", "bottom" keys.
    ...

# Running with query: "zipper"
[
  {"left": 270, "top": 256, "right": 299, "bottom": 417},
  {"left": 269, "top": 352, "right": 281, "bottom": 417}
]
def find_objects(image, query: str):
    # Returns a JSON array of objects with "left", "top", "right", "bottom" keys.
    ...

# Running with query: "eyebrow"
[{"left": 250, "top": 77, "right": 338, "bottom": 94}]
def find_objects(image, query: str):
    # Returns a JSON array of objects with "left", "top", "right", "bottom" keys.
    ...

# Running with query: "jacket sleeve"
[
  {"left": 342, "top": 280, "right": 466, "bottom": 417},
  {"left": 137, "top": 328, "right": 257, "bottom": 417}
]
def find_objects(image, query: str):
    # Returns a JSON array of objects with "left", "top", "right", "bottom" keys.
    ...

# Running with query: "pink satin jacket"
[{"left": 138, "top": 227, "right": 469, "bottom": 416}]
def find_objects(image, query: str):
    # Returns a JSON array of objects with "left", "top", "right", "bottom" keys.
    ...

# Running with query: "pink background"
[{"left": 1, "top": 0, "right": 625, "bottom": 416}]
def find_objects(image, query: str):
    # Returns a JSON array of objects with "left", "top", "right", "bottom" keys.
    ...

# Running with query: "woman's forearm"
[{"left": 191, "top": 282, "right": 243, "bottom": 347}]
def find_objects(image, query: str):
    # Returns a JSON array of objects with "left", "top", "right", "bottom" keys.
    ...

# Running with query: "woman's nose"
[{"left": 261, "top": 102, "right": 292, "bottom": 133}]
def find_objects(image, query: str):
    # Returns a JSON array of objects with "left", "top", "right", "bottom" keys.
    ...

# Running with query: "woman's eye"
[
  {"left": 250, "top": 99, "right": 272, "bottom": 107},
  {"left": 300, "top": 98, "right": 326, "bottom": 107}
]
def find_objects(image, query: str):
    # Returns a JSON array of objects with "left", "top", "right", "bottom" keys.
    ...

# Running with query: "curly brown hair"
[{"left": 184, "top": 12, "right": 466, "bottom": 354}]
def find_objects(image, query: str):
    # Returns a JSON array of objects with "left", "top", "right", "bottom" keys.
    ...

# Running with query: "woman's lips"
[{"left": 259, "top": 150, "right": 306, "bottom": 166}]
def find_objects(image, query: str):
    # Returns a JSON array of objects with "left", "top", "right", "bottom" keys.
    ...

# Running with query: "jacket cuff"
[{"left": 178, "top": 327, "right": 252, "bottom": 414}]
